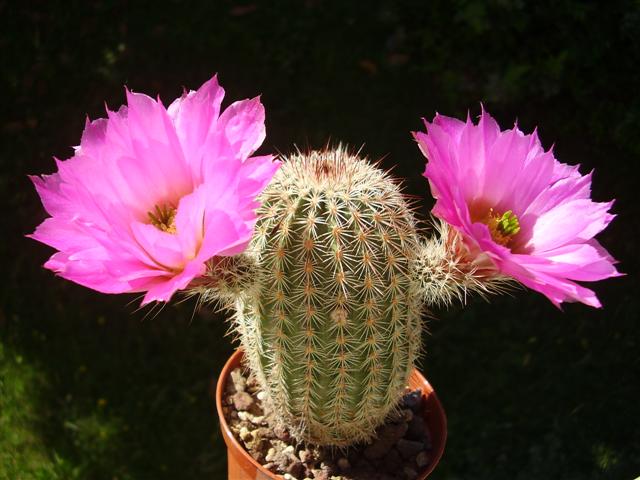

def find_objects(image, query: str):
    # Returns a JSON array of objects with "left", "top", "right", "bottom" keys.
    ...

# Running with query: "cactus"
[
  {"left": 235, "top": 147, "right": 424, "bottom": 445},
  {"left": 195, "top": 146, "right": 494, "bottom": 446}
]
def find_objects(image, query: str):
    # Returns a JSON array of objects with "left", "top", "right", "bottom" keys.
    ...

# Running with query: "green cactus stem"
[{"left": 232, "top": 147, "right": 424, "bottom": 446}]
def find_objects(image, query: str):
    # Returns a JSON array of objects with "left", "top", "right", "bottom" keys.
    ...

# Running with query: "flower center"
[
  {"left": 148, "top": 204, "right": 177, "bottom": 234},
  {"left": 484, "top": 209, "right": 520, "bottom": 246}
]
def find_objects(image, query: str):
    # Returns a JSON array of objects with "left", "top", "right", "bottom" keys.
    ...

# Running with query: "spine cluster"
[{"left": 416, "top": 219, "right": 512, "bottom": 307}]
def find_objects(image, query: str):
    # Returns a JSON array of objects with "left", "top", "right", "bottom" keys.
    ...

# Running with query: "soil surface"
[{"left": 222, "top": 367, "right": 434, "bottom": 480}]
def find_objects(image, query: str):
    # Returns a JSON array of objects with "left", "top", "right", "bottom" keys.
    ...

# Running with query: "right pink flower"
[{"left": 413, "top": 109, "right": 621, "bottom": 308}]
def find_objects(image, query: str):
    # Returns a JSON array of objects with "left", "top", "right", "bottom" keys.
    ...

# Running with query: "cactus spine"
[{"left": 232, "top": 147, "right": 424, "bottom": 446}]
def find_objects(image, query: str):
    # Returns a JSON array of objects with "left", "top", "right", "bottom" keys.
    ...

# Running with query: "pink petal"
[
  {"left": 141, "top": 261, "right": 206, "bottom": 305},
  {"left": 130, "top": 221, "right": 185, "bottom": 270},
  {"left": 527, "top": 199, "right": 615, "bottom": 251},
  {"left": 167, "top": 75, "right": 226, "bottom": 183},
  {"left": 215, "top": 96, "right": 266, "bottom": 160}
]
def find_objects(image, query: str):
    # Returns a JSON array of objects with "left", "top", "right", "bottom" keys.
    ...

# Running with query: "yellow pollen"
[
  {"left": 484, "top": 208, "right": 521, "bottom": 246},
  {"left": 148, "top": 204, "right": 177, "bottom": 233}
]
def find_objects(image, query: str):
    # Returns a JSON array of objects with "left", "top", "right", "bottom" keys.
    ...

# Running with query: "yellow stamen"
[
  {"left": 147, "top": 204, "right": 177, "bottom": 234},
  {"left": 485, "top": 208, "right": 520, "bottom": 246}
]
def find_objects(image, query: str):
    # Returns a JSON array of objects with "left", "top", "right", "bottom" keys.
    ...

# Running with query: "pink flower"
[
  {"left": 30, "top": 75, "right": 279, "bottom": 305},
  {"left": 413, "top": 109, "right": 621, "bottom": 308}
]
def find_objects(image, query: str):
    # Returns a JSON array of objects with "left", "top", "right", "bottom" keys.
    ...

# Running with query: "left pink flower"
[{"left": 29, "top": 75, "right": 280, "bottom": 305}]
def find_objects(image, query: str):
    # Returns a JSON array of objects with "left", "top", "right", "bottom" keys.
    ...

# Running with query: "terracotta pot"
[{"left": 216, "top": 349, "right": 447, "bottom": 480}]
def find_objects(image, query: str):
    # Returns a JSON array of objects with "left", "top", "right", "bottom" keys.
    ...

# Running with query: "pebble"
[
  {"left": 230, "top": 368, "right": 246, "bottom": 392},
  {"left": 364, "top": 422, "right": 408, "bottom": 460},
  {"left": 415, "top": 451, "right": 430, "bottom": 468},
  {"left": 311, "top": 468, "right": 329, "bottom": 480},
  {"left": 273, "top": 423, "right": 291, "bottom": 441},
  {"left": 401, "top": 409, "right": 414, "bottom": 422},
  {"left": 403, "top": 466, "right": 418, "bottom": 480},
  {"left": 287, "top": 460, "right": 306, "bottom": 478},
  {"left": 383, "top": 448, "right": 403, "bottom": 471},
  {"left": 257, "top": 390, "right": 267, "bottom": 401},
  {"left": 237, "top": 411, "right": 249, "bottom": 421},
  {"left": 266, "top": 447, "right": 277, "bottom": 462},
  {"left": 239, "top": 426, "right": 252, "bottom": 441},
  {"left": 232, "top": 391, "right": 254, "bottom": 410},
  {"left": 225, "top": 379, "right": 236, "bottom": 395},
  {"left": 250, "top": 414, "right": 265, "bottom": 425},
  {"left": 401, "top": 390, "right": 423, "bottom": 412},
  {"left": 406, "top": 414, "right": 427, "bottom": 441},
  {"left": 396, "top": 439, "right": 425, "bottom": 459},
  {"left": 336, "top": 457, "right": 350, "bottom": 471},
  {"left": 298, "top": 449, "right": 312, "bottom": 463}
]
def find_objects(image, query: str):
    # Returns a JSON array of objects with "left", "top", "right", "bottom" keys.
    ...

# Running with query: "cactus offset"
[
  {"left": 416, "top": 219, "right": 514, "bottom": 307},
  {"left": 230, "top": 147, "right": 424, "bottom": 446}
]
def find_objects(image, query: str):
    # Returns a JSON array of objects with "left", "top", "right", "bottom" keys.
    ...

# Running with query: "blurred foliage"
[{"left": 1, "top": 0, "right": 638, "bottom": 479}]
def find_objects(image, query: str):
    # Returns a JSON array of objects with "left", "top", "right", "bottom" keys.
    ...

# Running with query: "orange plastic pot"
[{"left": 216, "top": 349, "right": 447, "bottom": 480}]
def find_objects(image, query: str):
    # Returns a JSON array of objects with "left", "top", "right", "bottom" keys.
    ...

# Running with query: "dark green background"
[{"left": 1, "top": 1, "right": 638, "bottom": 479}]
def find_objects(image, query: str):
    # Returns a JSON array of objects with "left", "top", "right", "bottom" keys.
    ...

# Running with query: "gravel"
[{"left": 222, "top": 369, "right": 433, "bottom": 480}]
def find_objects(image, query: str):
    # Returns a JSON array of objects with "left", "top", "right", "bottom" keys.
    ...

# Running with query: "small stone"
[
  {"left": 283, "top": 445, "right": 295, "bottom": 455},
  {"left": 406, "top": 415, "right": 427, "bottom": 441},
  {"left": 363, "top": 441, "right": 387, "bottom": 460},
  {"left": 257, "top": 390, "right": 267, "bottom": 401},
  {"left": 239, "top": 426, "right": 252, "bottom": 442},
  {"left": 402, "top": 408, "right": 414, "bottom": 422},
  {"left": 246, "top": 375, "right": 260, "bottom": 392},
  {"left": 266, "top": 447, "right": 277, "bottom": 462},
  {"left": 237, "top": 411, "right": 249, "bottom": 421},
  {"left": 320, "top": 462, "right": 336, "bottom": 477},
  {"left": 273, "top": 423, "right": 291, "bottom": 441},
  {"left": 382, "top": 448, "right": 403, "bottom": 470},
  {"left": 397, "top": 439, "right": 425, "bottom": 459},
  {"left": 364, "top": 422, "right": 409, "bottom": 459},
  {"left": 403, "top": 465, "right": 418, "bottom": 479},
  {"left": 298, "top": 449, "right": 312, "bottom": 463},
  {"left": 401, "top": 389, "right": 423, "bottom": 413},
  {"left": 225, "top": 379, "right": 236, "bottom": 395},
  {"left": 283, "top": 474, "right": 295, "bottom": 480},
  {"left": 415, "top": 451, "right": 430, "bottom": 468},
  {"left": 230, "top": 368, "right": 246, "bottom": 392},
  {"left": 311, "top": 469, "right": 328, "bottom": 480},
  {"left": 287, "top": 460, "right": 305, "bottom": 478},
  {"left": 249, "top": 414, "right": 265, "bottom": 425},
  {"left": 336, "top": 457, "right": 350, "bottom": 471},
  {"left": 232, "top": 391, "right": 254, "bottom": 411}
]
